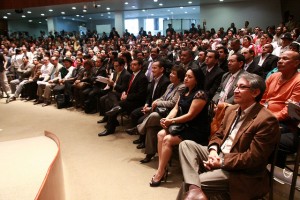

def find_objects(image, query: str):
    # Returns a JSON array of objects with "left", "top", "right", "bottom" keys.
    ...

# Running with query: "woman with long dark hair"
[{"left": 150, "top": 67, "right": 210, "bottom": 187}]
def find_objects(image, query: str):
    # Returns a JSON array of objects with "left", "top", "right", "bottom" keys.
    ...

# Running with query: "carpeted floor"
[{"left": 0, "top": 98, "right": 182, "bottom": 200}]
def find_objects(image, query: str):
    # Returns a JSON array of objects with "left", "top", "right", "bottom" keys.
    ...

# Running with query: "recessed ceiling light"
[
  {"left": 159, "top": 3, "right": 163, "bottom": 6},
  {"left": 185, "top": 12, "right": 188, "bottom": 14},
  {"left": 124, "top": 2, "right": 128, "bottom": 5},
  {"left": 193, "top": 8, "right": 196, "bottom": 10},
  {"left": 106, "top": 7, "right": 110, "bottom": 10},
  {"left": 27, "top": 11, "right": 31, "bottom": 14},
  {"left": 96, "top": 4, "right": 101, "bottom": 7},
  {"left": 76, "top": 15, "right": 79, "bottom": 17},
  {"left": 7, "top": 13, "right": 11, "bottom": 15},
  {"left": 63, "top": 17, "right": 66, "bottom": 19},
  {"left": 151, "top": 14, "right": 154, "bottom": 16},
  {"left": 108, "top": 16, "right": 111, "bottom": 18},
  {"left": 142, "top": 9, "right": 146, "bottom": 12},
  {"left": 180, "top": 7, "right": 183, "bottom": 9},
  {"left": 171, "top": 12, "right": 174, "bottom": 14},
  {"left": 188, "top": 1, "right": 192, "bottom": 4},
  {"left": 81, "top": 16, "right": 84, "bottom": 18},
  {"left": 41, "top": 13, "right": 45, "bottom": 16},
  {"left": 22, "top": 15, "right": 26, "bottom": 18},
  {"left": 72, "top": 7, "right": 76, "bottom": 10},
  {"left": 101, "top": 14, "right": 104, "bottom": 16},
  {"left": 72, "top": 18, "right": 75, "bottom": 20},
  {"left": 89, "top": 17, "right": 92, "bottom": 20},
  {"left": 132, "top": 6, "right": 135, "bottom": 8},
  {"left": 28, "top": 20, "right": 32, "bottom": 22},
  {"left": 61, "top": 12, "right": 65, "bottom": 14},
  {"left": 154, "top": 0, "right": 158, "bottom": 2},
  {"left": 3, "top": 16, "right": 7, "bottom": 19},
  {"left": 39, "top": 21, "right": 42, "bottom": 23},
  {"left": 49, "top": 9, "right": 53, "bottom": 12},
  {"left": 83, "top": 9, "right": 87, "bottom": 12},
  {"left": 108, "top": 12, "right": 111, "bottom": 14},
  {"left": 220, "top": 0, "right": 224, "bottom": 1},
  {"left": 167, "top": 9, "right": 170, "bottom": 12}
]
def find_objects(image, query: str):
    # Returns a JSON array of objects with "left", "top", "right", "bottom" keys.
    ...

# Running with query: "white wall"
[
  {"left": 200, "top": 0, "right": 282, "bottom": 31},
  {"left": 8, "top": 20, "right": 48, "bottom": 38}
]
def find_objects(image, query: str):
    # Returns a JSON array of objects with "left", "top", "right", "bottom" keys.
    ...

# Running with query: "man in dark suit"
[
  {"left": 253, "top": 43, "right": 278, "bottom": 79},
  {"left": 98, "top": 58, "right": 148, "bottom": 136},
  {"left": 127, "top": 59, "right": 170, "bottom": 147},
  {"left": 177, "top": 73, "right": 280, "bottom": 200},
  {"left": 241, "top": 47, "right": 263, "bottom": 77},
  {"left": 213, "top": 53, "right": 248, "bottom": 105},
  {"left": 97, "top": 58, "right": 131, "bottom": 133},
  {"left": 179, "top": 48, "right": 199, "bottom": 71},
  {"left": 201, "top": 50, "right": 225, "bottom": 101}
]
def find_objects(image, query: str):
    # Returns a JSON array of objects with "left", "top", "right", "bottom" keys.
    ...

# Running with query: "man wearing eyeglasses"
[{"left": 177, "top": 73, "right": 280, "bottom": 200}]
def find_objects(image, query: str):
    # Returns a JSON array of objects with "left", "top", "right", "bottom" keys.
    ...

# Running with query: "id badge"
[{"left": 219, "top": 91, "right": 224, "bottom": 98}]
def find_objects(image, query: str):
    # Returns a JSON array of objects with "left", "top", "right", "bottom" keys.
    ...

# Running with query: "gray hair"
[{"left": 239, "top": 73, "right": 266, "bottom": 102}]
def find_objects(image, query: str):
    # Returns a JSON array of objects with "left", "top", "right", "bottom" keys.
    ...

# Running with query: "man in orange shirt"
[{"left": 261, "top": 50, "right": 300, "bottom": 167}]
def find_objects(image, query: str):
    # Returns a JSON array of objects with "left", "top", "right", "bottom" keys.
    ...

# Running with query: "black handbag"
[
  {"left": 168, "top": 124, "right": 186, "bottom": 136},
  {"left": 154, "top": 107, "right": 170, "bottom": 118}
]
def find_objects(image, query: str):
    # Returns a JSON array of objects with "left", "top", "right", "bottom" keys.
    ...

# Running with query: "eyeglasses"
[{"left": 234, "top": 85, "right": 251, "bottom": 91}]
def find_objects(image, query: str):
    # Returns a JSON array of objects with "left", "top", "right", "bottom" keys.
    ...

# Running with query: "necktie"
[
  {"left": 146, "top": 62, "right": 153, "bottom": 81},
  {"left": 220, "top": 75, "right": 235, "bottom": 102},
  {"left": 164, "top": 85, "right": 174, "bottom": 100},
  {"left": 127, "top": 74, "right": 134, "bottom": 94}
]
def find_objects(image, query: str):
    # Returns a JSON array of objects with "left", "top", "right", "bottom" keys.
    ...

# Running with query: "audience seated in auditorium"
[
  {"left": 149, "top": 67, "right": 210, "bottom": 187},
  {"left": 177, "top": 73, "right": 280, "bottom": 200},
  {"left": 135, "top": 65, "right": 186, "bottom": 163},
  {"left": 241, "top": 47, "right": 263, "bottom": 77}
]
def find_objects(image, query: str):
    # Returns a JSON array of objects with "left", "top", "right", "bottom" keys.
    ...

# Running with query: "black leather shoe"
[
  {"left": 97, "top": 117, "right": 108, "bottom": 123},
  {"left": 125, "top": 127, "right": 138, "bottom": 135},
  {"left": 105, "top": 106, "right": 122, "bottom": 117},
  {"left": 133, "top": 138, "right": 142, "bottom": 144},
  {"left": 34, "top": 100, "right": 43, "bottom": 105},
  {"left": 140, "top": 154, "right": 155, "bottom": 163},
  {"left": 42, "top": 101, "right": 51, "bottom": 107},
  {"left": 137, "top": 142, "right": 145, "bottom": 149},
  {"left": 98, "top": 129, "right": 113, "bottom": 137}
]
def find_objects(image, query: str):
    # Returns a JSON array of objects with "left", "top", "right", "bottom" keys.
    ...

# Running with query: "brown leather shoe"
[{"left": 184, "top": 188, "right": 208, "bottom": 200}]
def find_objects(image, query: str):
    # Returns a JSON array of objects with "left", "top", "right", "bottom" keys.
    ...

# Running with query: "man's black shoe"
[
  {"left": 125, "top": 127, "right": 138, "bottom": 135},
  {"left": 98, "top": 129, "right": 113, "bottom": 137},
  {"left": 140, "top": 154, "right": 155, "bottom": 163},
  {"left": 133, "top": 138, "right": 142, "bottom": 144},
  {"left": 97, "top": 117, "right": 108, "bottom": 124},
  {"left": 136, "top": 142, "right": 145, "bottom": 149},
  {"left": 105, "top": 106, "right": 122, "bottom": 117}
]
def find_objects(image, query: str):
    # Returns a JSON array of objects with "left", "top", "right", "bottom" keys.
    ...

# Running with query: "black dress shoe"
[
  {"left": 42, "top": 101, "right": 51, "bottom": 107},
  {"left": 34, "top": 100, "right": 43, "bottom": 105},
  {"left": 133, "top": 138, "right": 142, "bottom": 144},
  {"left": 105, "top": 106, "right": 122, "bottom": 117},
  {"left": 125, "top": 127, "right": 138, "bottom": 135},
  {"left": 136, "top": 142, "right": 145, "bottom": 149},
  {"left": 97, "top": 117, "right": 108, "bottom": 123},
  {"left": 98, "top": 129, "right": 113, "bottom": 137},
  {"left": 140, "top": 154, "right": 155, "bottom": 163}
]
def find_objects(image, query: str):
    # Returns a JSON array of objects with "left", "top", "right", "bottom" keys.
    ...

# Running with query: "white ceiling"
[{"left": 0, "top": 0, "right": 249, "bottom": 23}]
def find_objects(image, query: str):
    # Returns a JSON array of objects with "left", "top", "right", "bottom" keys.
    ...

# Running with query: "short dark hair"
[
  {"left": 232, "top": 53, "right": 246, "bottom": 66},
  {"left": 172, "top": 65, "right": 186, "bottom": 82},
  {"left": 206, "top": 50, "right": 220, "bottom": 60}
]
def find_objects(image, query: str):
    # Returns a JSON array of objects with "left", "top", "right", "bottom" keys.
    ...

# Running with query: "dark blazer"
[
  {"left": 146, "top": 75, "right": 170, "bottom": 106},
  {"left": 201, "top": 65, "right": 225, "bottom": 100},
  {"left": 119, "top": 71, "right": 148, "bottom": 113},
  {"left": 212, "top": 69, "right": 248, "bottom": 104},
  {"left": 245, "top": 61, "right": 263, "bottom": 77},
  {"left": 253, "top": 54, "right": 278, "bottom": 79},
  {"left": 209, "top": 103, "right": 280, "bottom": 199},
  {"left": 112, "top": 68, "right": 131, "bottom": 98}
]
